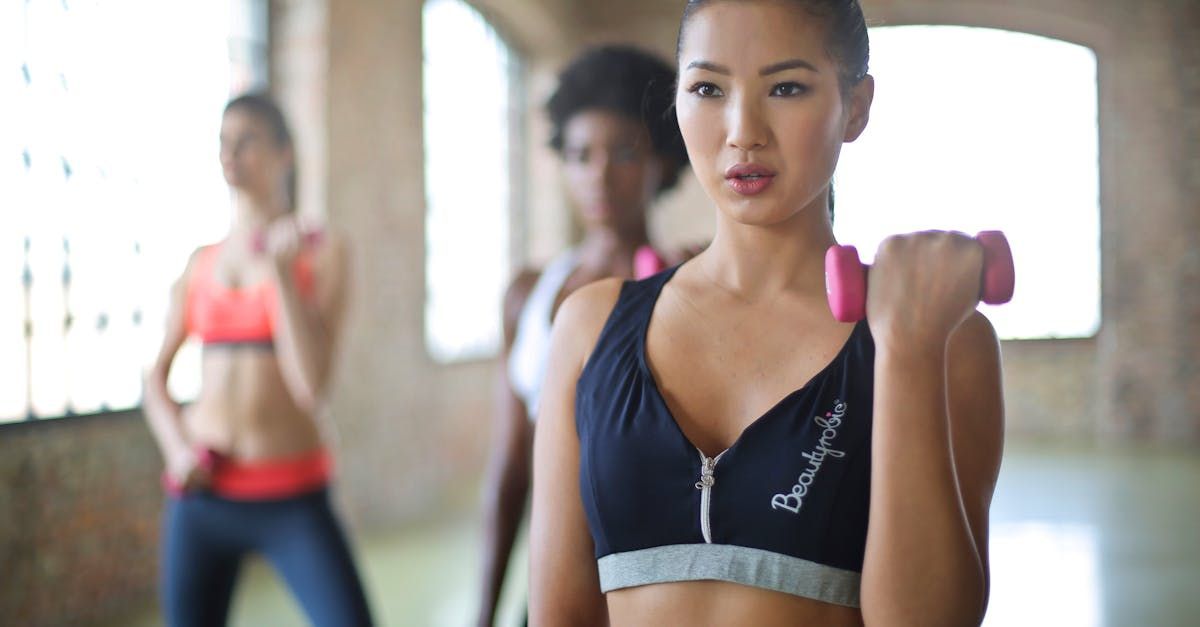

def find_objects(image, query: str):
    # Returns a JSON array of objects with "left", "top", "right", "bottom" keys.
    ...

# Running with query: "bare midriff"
[
  {"left": 606, "top": 580, "right": 864, "bottom": 627},
  {"left": 183, "top": 349, "right": 322, "bottom": 460}
]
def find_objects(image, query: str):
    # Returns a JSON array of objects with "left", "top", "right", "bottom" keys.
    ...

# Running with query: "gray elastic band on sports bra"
[{"left": 597, "top": 543, "right": 861, "bottom": 608}]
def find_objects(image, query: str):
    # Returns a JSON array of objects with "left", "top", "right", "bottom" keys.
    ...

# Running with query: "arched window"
[
  {"left": 834, "top": 26, "right": 1100, "bottom": 340},
  {"left": 0, "top": 0, "right": 268, "bottom": 422},
  {"left": 422, "top": 0, "right": 521, "bottom": 363}
]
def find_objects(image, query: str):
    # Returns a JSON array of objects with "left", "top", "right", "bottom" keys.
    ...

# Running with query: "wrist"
[
  {"left": 875, "top": 339, "right": 947, "bottom": 373},
  {"left": 871, "top": 321, "right": 952, "bottom": 362},
  {"left": 165, "top": 442, "right": 194, "bottom": 471}
]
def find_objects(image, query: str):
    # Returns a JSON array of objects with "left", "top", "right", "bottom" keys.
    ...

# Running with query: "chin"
[
  {"left": 717, "top": 195, "right": 797, "bottom": 227},
  {"left": 728, "top": 211, "right": 797, "bottom": 228}
]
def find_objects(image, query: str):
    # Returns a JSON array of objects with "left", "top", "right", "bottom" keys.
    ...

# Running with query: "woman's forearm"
[
  {"left": 477, "top": 436, "right": 532, "bottom": 625},
  {"left": 142, "top": 369, "right": 190, "bottom": 461},
  {"left": 270, "top": 268, "right": 331, "bottom": 410},
  {"left": 477, "top": 372, "right": 535, "bottom": 625},
  {"left": 861, "top": 345, "right": 985, "bottom": 626}
]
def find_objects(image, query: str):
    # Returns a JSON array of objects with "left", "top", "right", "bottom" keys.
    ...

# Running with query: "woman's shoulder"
[
  {"left": 505, "top": 267, "right": 543, "bottom": 313},
  {"left": 560, "top": 277, "right": 624, "bottom": 322},
  {"left": 502, "top": 268, "right": 543, "bottom": 346},
  {"left": 551, "top": 278, "right": 625, "bottom": 369},
  {"left": 502, "top": 249, "right": 584, "bottom": 338},
  {"left": 177, "top": 243, "right": 216, "bottom": 287}
]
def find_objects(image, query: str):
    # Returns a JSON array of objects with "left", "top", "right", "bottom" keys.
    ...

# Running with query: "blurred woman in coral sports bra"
[{"left": 142, "top": 93, "right": 373, "bottom": 627}]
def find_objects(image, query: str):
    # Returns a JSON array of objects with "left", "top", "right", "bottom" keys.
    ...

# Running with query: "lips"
[{"left": 725, "top": 163, "right": 777, "bottom": 196}]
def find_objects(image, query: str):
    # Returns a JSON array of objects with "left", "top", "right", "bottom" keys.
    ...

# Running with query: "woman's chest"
[{"left": 644, "top": 308, "right": 855, "bottom": 456}]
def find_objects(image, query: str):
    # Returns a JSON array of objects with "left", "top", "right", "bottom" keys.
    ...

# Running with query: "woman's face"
[
  {"left": 560, "top": 109, "right": 664, "bottom": 232},
  {"left": 219, "top": 108, "right": 290, "bottom": 197},
  {"left": 675, "top": 0, "right": 871, "bottom": 228}
]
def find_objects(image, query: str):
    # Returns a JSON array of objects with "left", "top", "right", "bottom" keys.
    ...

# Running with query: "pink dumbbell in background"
[
  {"left": 825, "top": 231, "right": 1015, "bottom": 322},
  {"left": 634, "top": 245, "right": 667, "bottom": 279}
]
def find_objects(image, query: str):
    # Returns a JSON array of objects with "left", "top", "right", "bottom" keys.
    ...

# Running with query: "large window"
[
  {"left": 1, "top": 0, "right": 268, "bottom": 422},
  {"left": 423, "top": 0, "right": 520, "bottom": 363},
  {"left": 834, "top": 26, "right": 1100, "bottom": 340}
]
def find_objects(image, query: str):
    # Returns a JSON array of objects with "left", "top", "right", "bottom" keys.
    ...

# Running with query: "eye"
[
  {"left": 564, "top": 147, "right": 588, "bottom": 164},
  {"left": 688, "top": 82, "right": 724, "bottom": 98},
  {"left": 771, "top": 82, "right": 809, "bottom": 97},
  {"left": 236, "top": 134, "right": 262, "bottom": 151}
]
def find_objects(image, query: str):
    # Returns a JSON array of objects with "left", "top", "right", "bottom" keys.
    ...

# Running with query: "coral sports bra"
[{"left": 184, "top": 242, "right": 317, "bottom": 346}]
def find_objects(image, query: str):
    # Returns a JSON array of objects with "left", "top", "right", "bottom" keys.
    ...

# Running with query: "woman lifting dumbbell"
[
  {"left": 529, "top": 1, "right": 1009, "bottom": 625},
  {"left": 142, "top": 93, "right": 373, "bottom": 627}
]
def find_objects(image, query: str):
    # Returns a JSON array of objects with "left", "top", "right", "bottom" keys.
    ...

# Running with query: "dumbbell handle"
[
  {"left": 251, "top": 229, "right": 324, "bottom": 254},
  {"left": 825, "top": 230, "right": 1015, "bottom": 323}
]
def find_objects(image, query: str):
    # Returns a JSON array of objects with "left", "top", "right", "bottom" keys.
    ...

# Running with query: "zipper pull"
[{"left": 695, "top": 456, "right": 716, "bottom": 490}]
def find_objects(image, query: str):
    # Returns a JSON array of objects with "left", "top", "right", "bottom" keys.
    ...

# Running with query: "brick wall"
[{"left": 0, "top": 412, "right": 161, "bottom": 626}]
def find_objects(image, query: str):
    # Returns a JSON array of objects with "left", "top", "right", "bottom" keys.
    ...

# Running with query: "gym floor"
[{"left": 108, "top": 439, "right": 1200, "bottom": 627}]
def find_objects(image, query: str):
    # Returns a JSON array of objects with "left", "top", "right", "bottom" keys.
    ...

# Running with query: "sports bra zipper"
[{"left": 695, "top": 449, "right": 726, "bottom": 544}]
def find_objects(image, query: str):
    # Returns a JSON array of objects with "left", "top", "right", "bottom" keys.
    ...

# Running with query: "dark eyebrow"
[
  {"left": 686, "top": 59, "right": 819, "bottom": 76},
  {"left": 686, "top": 60, "right": 731, "bottom": 74},
  {"left": 760, "top": 59, "right": 819, "bottom": 75}
]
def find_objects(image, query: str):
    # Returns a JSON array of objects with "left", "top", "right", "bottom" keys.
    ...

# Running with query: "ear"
[{"left": 843, "top": 74, "right": 874, "bottom": 143}]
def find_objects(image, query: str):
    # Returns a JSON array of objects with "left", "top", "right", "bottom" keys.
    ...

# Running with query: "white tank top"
[{"left": 507, "top": 249, "right": 581, "bottom": 421}]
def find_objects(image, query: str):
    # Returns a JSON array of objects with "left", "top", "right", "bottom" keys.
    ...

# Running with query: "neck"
[
  {"left": 699, "top": 195, "right": 835, "bottom": 300},
  {"left": 231, "top": 188, "right": 289, "bottom": 235},
  {"left": 576, "top": 219, "right": 652, "bottom": 276}
]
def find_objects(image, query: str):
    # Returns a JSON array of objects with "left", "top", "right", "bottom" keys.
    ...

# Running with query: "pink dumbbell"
[
  {"left": 251, "top": 229, "right": 325, "bottom": 254},
  {"left": 825, "top": 230, "right": 1015, "bottom": 322},
  {"left": 634, "top": 245, "right": 667, "bottom": 279}
]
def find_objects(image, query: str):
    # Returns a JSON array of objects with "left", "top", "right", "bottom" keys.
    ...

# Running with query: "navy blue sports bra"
[{"left": 575, "top": 266, "right": 876, "bottom": 608}]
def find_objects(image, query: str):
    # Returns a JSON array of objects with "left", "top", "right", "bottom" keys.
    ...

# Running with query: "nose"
[
  {"left": 584, "top": 151, "right": 617, "bottom": 192},
  {"left": 726, "top": 94, "right": 768, "bottom": 152}
]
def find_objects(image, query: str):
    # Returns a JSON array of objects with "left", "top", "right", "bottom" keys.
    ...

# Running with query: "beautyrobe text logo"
[{"left": 770, "top": 400, "right": 846, "bottom": 514}]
